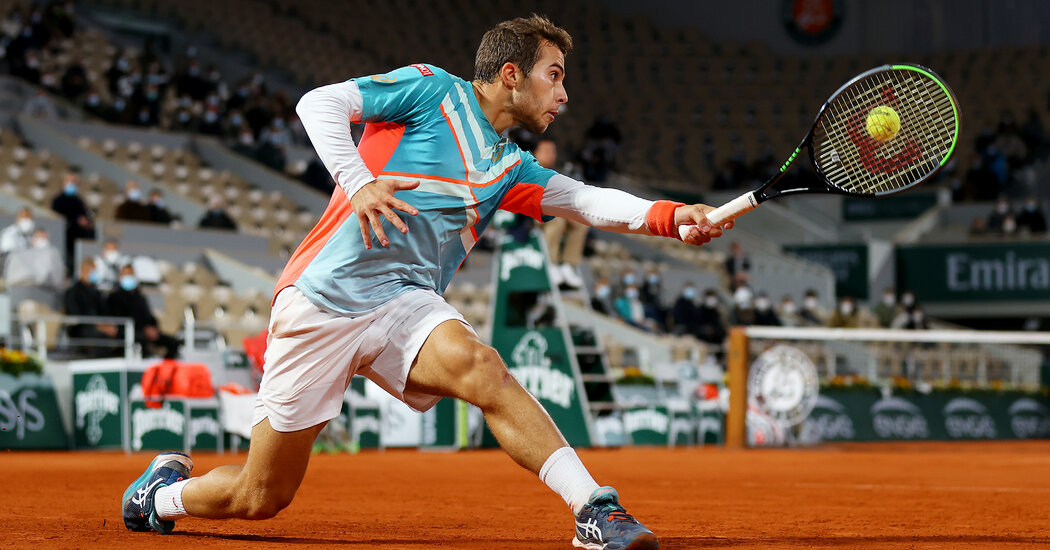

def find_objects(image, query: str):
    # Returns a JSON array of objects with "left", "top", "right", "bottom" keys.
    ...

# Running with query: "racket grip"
[{"left": 677, "top": 191, "right": 758, "bottom": 240}]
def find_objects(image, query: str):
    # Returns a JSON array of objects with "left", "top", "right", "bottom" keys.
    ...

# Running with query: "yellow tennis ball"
[{"left": 866, "top": 106, "right": 901, "bottom": 141}]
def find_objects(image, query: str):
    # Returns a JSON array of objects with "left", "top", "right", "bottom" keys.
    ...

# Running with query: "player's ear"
[{"left": 500, "top": 62, "right": 520, "bottom": 89}]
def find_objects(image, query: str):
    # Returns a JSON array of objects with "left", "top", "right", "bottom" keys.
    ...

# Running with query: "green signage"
[
  {"left": 897, "top": 242, "right": 1050, "bottom": 302},
  {"left": 784, "top": 244, "right": 869, "bottom": 299},
  {"left": 623, "top": 406, "right": 670, "bottom": 446},
  {"left": 843, "top": 192, "right": 937, "bottom": 221},
  {"left": 131, "top": 400, "right": 186, "bottom": 451},
  {"left": 73, "top": 371, "right": 124, "bottom": 449},
  {"left": 0, "top": 373, "right": 68, "bottom": 449},
  {"left": 491, "top": 233, "right": 593, "bottom": 447},
  {"left": 799, "top": 389, "right": 1050, "bottom": 443}
]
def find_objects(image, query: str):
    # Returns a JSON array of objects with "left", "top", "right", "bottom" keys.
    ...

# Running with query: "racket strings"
[{"left": 813, "top": 67, "right": 958, "bottom": 196}]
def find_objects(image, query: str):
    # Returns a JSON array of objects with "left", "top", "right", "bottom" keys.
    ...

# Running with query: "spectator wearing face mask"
[
  {"left": 729, "top": 286, "right": 756, "bottom": 326},
  {"left": 64, "top": 257, "right": 121, "bottom": 356},
  {"left": 777, "top": 295, "right": 802, "bottom": 327},
  {"left": 671, "top": 284, "right": 700, "bottom": 337},
  {"left": 115, "top": 181, "right": 151, "bottom": 222},
  {"left": 146, "top": 189, "right": 178, "bottom": 225},
  {"left": 618, "top": 269, "right": 638, "bottom": 297},
  {"left": 1016, "top": 197, "right": 1047, "bottom": 234},
  {"left": 828, "top": 296, "right": 861, "bottom": 328},
  {"left": 614, "top": 284, "right": 650, "bottom": 331},
  {"left": 799, "top": 289, "right": 827, "bottom": 326},
  {"left": 640, "top": 269, "right": 666, "bottom": 330},
  {"left": 50, "top": 169, "right": 96, "bottom": 272},
  {"left": 106, "top": 264, "right": 180, "bottom": 359},
  {"left": 724, "top": 241, "right": 751, "bottom": 291},
  {"left": 891, "top": 290, "right": 923, "bottom": 329},
  {"left": 898, "top": 306, "right": 930, "bottom": 330},
  {"left": 590, "top": 277, "right": 614, "bottom": 316},
  {"left": 987, "top": 198, "right": 1012, "bottom": 232},
  {"left": 872, "top": 287, "right": 901, "bottom": 328},
  {"left": 198, "top": 196, "right": 238, "bottom": 231},
  {"left": 753, "top": 292, "right": 781, "bottom": 326},
  {"left": 696, "top": 289, "right": 727, "bottom": 345},
  {"left": 0, "top": 207, "right": 36, "bottom": 256},
  {"left": 94, "top": 238, "right": 131, "bottom": 291},
  {"left": 3, "top": 227, "right": 64, "bottom": 289}
]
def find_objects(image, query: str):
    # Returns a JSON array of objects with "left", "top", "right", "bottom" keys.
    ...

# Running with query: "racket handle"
[{"left": 677, "top": 191, "right": 758, "bottom": 240}]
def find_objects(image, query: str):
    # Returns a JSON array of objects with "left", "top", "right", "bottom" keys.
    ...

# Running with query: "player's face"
[{"left": 512, "top": 44, "right": 567, "bottom": 134}]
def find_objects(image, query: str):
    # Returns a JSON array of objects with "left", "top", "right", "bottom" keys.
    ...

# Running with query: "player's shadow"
[
  {"left": 664, "top": 535, "right": 1050, "bottom": 547},
  {"left": 180, "top": 532, "right": 415, "bottom": 546}
]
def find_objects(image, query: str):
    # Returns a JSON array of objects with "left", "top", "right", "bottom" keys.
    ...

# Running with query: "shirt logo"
[
  {"left": 370, "top": 74, "right": 397, "bottom": 83},
  {"left": 411, "top": 64, "right": 434, "bottom": 77}
]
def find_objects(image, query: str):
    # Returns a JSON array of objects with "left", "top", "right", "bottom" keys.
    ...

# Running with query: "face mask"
[
  {"left": 1003, "top": 219, "right": 1017, "bottom": 233},
  {"left": 119, "top": 275, "right": 138, "bottom": 291},
  {"left": 240, "top": 133, "right": 254, "bottom": 145},
  {"left": 882, "top": 294, "right": 895, "bottom": 306},
  {"left": 231, "top": 115, "right": 243, "bottom": 126},
  {"left": 64, "top": 182, "right": 77, "bottom": 195},
  {"left": 103, "top": 250, "right": 119, "bottom": 263},
  {"left": 89, "top": 270, "right": 100, "bottom": 284},
  {"left": 1026, "top": 203, "right": 1037, "bottom": 212},
  {"left": 595, "top": 285, "right": 610, "bottom": 299},
  {"left": 152, "top": 198, "right": 164, "bottom": 207},
  {"left": 32, "top": 238, "right": 49, "bottom": 249},
  {"left": 16, "top": 218, "right": 33, "bottom": 233},
  {"left": 625, "top": 288, "right": 639, "bottom": 300},
  {"left": 997, "top": 203, "right": 1008, "bottom": 214},
  {"left": 204, "top": 111, "right": 218, "bottom": 124},
  {"left": 87, "top": 95, "right": 100, "bottom": 107},
  {"left": 682, "top": 287, "right": 696, "bottom": 300},
  {"left": 622, "top": 274, "right": 636, "bottom": 286},
  {"left": 804, "top": 297, "right": 818, "bottom": 309},
  {"left": 127, "top": 189, "right": 142, "bottom": 201},
  {"left": 840, "top": 302, "right": 854, "bottom": 315},
  {"left": 646, "top": 274, "right": 660, "bottom": 285},
  {"left": 755, "top": 298, "right": 770, "bottom": 311},
  {"left": 902, "top": 293, "right": 915, "bottom": 307},
  {"left": 912, "top": 311, "right": 925, "bottom": 322},
  {"left": 704, "top": 296, "right": 718, "bottom": 308},
  {"left": 782, "top": 302, "right": 797, "bottom": 315}
]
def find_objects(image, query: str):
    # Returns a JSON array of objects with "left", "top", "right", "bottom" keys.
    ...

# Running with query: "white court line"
[{"left": 743, "top": 481, "right": 1050, "bottom": 494}]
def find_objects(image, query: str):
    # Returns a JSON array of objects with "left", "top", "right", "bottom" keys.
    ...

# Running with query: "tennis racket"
[{"left": 679, "top": 63, "right": 960, "bottom": 238}]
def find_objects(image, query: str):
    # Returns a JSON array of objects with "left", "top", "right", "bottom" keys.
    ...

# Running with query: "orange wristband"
[{"left": 646, "top": 200, "right": 685, "bottom": 240}]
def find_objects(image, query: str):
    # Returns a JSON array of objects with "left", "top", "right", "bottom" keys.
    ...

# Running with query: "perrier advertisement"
[{"left": 490, "top": 232, "right": 593, "bottom": 447}]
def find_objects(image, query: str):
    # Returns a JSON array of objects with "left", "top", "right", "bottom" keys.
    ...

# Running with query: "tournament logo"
[
  {"left": 1008, "top": 398, "right": 1050, "bottom": 439},
  {"left": 871, "top": 396, "right": 929, "bottom": 439},
  {"left": 509, "top": 331, "right": 575, "bottom": 409},
  {"left": 943, "top": 397, "right": 997, "bottom": 439},
  {"left": 799, "top": 394, "right": 855, "bottom": 443},
  {"left": 747, "top": 345, "right": 819, "bottom": 426},
  {"left": 75, "top": 375, "right": 120, "bottom": 445}
]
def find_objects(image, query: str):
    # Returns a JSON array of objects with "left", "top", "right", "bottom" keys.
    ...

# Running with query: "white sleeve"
[
  {"left": 295, "top": 80, "right": 376, "bottom": 200},
  {"left": 539, "top": 174, "right": 656, "bottom": 234}
]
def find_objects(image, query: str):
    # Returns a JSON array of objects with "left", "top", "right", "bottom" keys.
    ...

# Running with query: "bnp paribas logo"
[
  {"left": 75, "top": 375, "right": 120, "bottom": 445},
  {"left": 132, "top": 405, "right": 185, "bottom": 451},
  {"left": 509, "top": 331, "right": 574, "bottom": 409}
]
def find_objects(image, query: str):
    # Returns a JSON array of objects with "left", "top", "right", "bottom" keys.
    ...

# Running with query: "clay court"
[{"left": 2, "top": 441, "right": 1048, "bottom": 549}]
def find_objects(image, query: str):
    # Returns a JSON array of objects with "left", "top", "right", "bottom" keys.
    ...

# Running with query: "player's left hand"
[{"left": 674, "top": 204, "right": 733, "bottom": 246}]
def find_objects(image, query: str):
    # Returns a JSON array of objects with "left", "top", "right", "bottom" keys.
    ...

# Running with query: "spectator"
[
  {"left": 641, "top": 268, "right": 662, "bottom": 305},
  {"left": 94, "top": 238, "right": 130, "bottom": 291},
  {"left": 64, "top": 257, "right": 120, "bottom": 356},
  {"left": 827, "top": 296, "right": 861, "bottom": 328},
  {"left": 987, "top": 198, "right": 1011, "bottom": 232},
  {"left": 671, "top": 284, "right": 700, "bottom": 337},
  {"left": 872, "top": 287, "right": 901, "bottom": 328},
  {"left": 968, "top": 216, "right": 989, "bottom": 237},
  {"left": 198, "top": 197, "right": 238, "bottom": 231},
  {"left": 724, "top": 241, "right": 751, "bottom": 290},
  {"left": 3, "top": 227, "right": 64, "bottom": 289},
  {"left": 538, "top": 139, "right": 587, "bottom": 290},
  {"left": 696, "top": 289, "right": 727, "bottom": 345},
  {"left": 614, "top": 284, "right": 649, "bottom": 331},
  {"left": 0, "top": 207, "right": 35, "bottom": 256},
  {"left": 777, "top": 295, "right": 802, "bottom": 327},
  {"left": 115, "top": 181, "right": 151, "bottom": 222},
  {"left": 1000, "top": 214, "right": 1018, "bottom": 237},
  {"left": 590, "top": 277, "right": 614, "bottom": 316},
  {"left": 799, "top": 289, "right": 826, "bottom": 326},
  {"left": 1017, "top": 197, "right": 1047, "bottom": 234},
  {"left": 896, "top": 306, "right": 930, "bottom": 330},
  {"left": 753, "top": 292, "right": 781, "bottom": 326},
  {"left": 146, "top": 189, "right": 178, "bottom": 225},
  {"left": 106, "top": 264, "right": 180, "bottom": 359},
  {"left": 729, "top": 286, "right": 756, "bottom": 326},
  {"left": 618, "top": 269, "right": 638, "bottom": 296},
  {"left": 50, "top": 169, "right": 95, "bottom": 271}
]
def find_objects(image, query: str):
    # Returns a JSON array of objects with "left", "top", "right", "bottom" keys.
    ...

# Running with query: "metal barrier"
[{"left": 17, "top": 314, "right": 136, "bottom": 360}]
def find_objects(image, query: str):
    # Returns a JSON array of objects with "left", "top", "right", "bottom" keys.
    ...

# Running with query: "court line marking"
[{"left": 743, "top": 482, "right": 1050, "bottom": 494}]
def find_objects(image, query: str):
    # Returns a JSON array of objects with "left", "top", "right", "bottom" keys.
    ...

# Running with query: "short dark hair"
[{"left": 474, "top": 14, "right": 572, "bottom": 82}]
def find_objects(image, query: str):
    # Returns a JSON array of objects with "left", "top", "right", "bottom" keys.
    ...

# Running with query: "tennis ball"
[{"left": 866, "top": 106, "right": 901, "bottom": 141}]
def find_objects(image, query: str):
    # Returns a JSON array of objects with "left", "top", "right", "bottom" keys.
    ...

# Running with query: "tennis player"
[{"left": 123, "top": 15, "right": 728, "bottom": 550}]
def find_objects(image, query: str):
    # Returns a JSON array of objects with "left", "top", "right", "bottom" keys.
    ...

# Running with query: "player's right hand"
[{"left": 351, "top": 179, "right": 420, "bottom": 249}]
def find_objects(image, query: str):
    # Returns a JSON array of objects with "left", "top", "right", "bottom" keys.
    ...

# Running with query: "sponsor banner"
[
  {"left": 422, "top": 397, "right": 459, "bottom": 449},
  {"left": 73, "top": 371, "right": 124, "bottom": 449},
  {"left": 0, "top": 373, "right": 68, "bottom": 449},
  {"left": 623, "top": 406, "right": 670, "bottom": 446},
  {"left": 783, "top": 244, "right": 869, "bottom": 300},
  {"left": 800, "top": 389, "right": 1050, "bottom": 443},
  {"left": 896, "top": 242, "right": 1050, "bottom": 302},
  {"left": 189, "top": 406, "right": 221, "bottom": 451},
  {"left": 130, "top": 401, "right": 185, "bottom": 451},
  {"left": 671, "top": 408, "right": 695, "bottom": 446}
]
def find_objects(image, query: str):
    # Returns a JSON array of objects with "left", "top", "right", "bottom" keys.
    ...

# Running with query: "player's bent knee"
[
  {"left": 239, "top": 484, "right": 297, "bottom": 520},
  {"left": 459, "top": 346, "right": 513, "bottom": 408}
]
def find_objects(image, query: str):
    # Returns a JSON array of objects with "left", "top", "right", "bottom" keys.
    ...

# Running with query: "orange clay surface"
[{"left": 2, "top": 441, "right": 1049, "bottom": 549}]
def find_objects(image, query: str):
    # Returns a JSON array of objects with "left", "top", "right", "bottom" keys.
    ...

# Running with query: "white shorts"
[{"left": 252, "top": 286, "right": 470, "bottom": 432}]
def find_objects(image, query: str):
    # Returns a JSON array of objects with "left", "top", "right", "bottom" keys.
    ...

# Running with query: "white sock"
[
  {"left": 154, "top": 478, "right": 192, "bottom": 520},
  {"left": 539, "top": 446, "right": 600, "bottom": 515}
]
